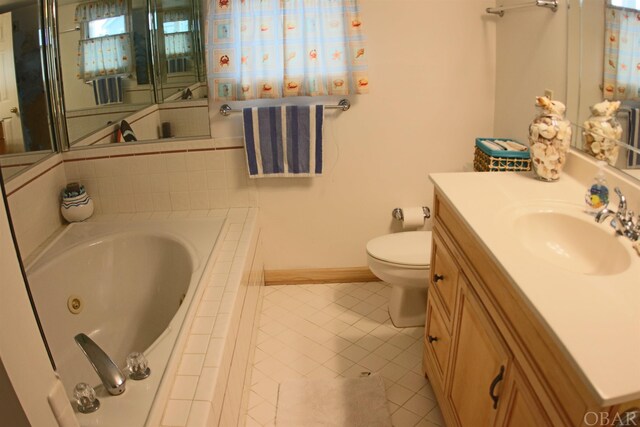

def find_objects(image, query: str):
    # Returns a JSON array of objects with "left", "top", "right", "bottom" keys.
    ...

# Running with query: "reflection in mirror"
[
  {"left": 58, "top": 0, "right": 209, "bottom": 148},
  {"left": 154, "top": 0, "right": 206, "bottom": 102},
  {"left": 573, "top": 0, "right": 640, "bottom": 179},
  {"left": 0, "top": 0, "right": 56, "bottom": 183},
  {"left": 58, "top": 0, "right": 155, "bottom": 144}
]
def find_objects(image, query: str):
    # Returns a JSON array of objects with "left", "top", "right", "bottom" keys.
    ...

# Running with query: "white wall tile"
[
  {"left": 153, "top": 193, "right": 172, "bottom": 211},
  {"left": 170, "top": 192, "right": 190, "bottom": 210},
  {"left": 135, "top": 194, "right": 155, "bottom": 212},
  {"left": 188, "top": 171, "right": 207, "bottom": 191},
  {"left": 162, "top": 400, "right": 192, "bottom": 427},
  {"left": 186, "top": 152, "right": 206, "bottom": 171},
  {"left": 166, "top": 153, "right": 187, "bottom": 172},
  {"left": 206, "top": 188, "right": 227, "bottom": 209},
  {"left": 204, "top": 151, "right": 226, "bottom": 170},
  {"left": 169, "top": 172, "right": 189, "bottom": 192},
  {"left": 170, "top": 376, "right": 199, "bottom": 400}
]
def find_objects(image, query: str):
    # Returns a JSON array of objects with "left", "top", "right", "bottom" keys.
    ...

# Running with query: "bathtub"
[{"left": 26, "top": 217, "right": 224, "bottom": 426}]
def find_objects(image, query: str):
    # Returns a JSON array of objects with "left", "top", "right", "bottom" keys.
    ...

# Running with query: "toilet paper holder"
[{"left": 392, "top": 207, "right": 431, "bottom": 221}]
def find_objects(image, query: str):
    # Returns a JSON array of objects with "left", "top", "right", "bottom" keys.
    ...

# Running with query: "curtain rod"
[{"left": 486, "top": 0, "right": 558, "bottom": 17}]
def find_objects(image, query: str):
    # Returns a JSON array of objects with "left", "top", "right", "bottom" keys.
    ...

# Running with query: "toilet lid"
[{"left": 366, "top": 231, "right": 432, "bottom": 267}]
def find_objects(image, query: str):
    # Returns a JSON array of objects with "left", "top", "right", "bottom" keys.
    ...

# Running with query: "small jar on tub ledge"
[{"left": 60, "top": 182, "right": 94, "bottom": 222}]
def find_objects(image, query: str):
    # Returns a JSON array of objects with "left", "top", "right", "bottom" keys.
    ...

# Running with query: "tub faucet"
[
  {"left": 74, "top": 333, "right": 126, "bottom": 396},
  {"left": 595, "top": 187, "right": 639, "bottom": 241}
]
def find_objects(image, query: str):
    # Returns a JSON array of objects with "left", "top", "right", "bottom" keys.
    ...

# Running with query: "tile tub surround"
[
  {"left": 62, "top": 143, "right": 258, "bottom": 215},
  {"left": 245, "top": 282, "right": 444, "bottom": 427},
  {"left": 2, "top": 136, "right": 256, "bottom": 261},
  {"left": 142, "top": 207, "right": 264, "bottom": 427}
]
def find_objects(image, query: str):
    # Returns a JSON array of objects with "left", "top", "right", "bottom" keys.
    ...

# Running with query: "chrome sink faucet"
[
  {"left": 595, "top": 187, "right": 640, "bottom": 241},
  {"left": 74, "top": 333, "right": 126, "bottom": 396}
]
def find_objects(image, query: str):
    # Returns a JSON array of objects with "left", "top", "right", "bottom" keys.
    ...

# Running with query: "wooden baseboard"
[{"left": 264, "top": 267, "right": 378, "bottom": 286}]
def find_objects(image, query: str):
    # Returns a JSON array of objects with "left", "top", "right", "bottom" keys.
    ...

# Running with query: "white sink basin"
[{"left": 510, "top": 207, "right": 631, "bottom": 276}]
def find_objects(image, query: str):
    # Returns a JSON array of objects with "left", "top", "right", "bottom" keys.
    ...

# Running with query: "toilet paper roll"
[{"left": 400, "top": 207, "right": 425, "bottom": 229}]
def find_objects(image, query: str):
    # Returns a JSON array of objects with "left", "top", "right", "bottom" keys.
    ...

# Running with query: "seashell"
[
  {"left": 536, "top": 96, "right": 566, "bottom": 115},
  {"left": 539, "top": 124, "right": 557, "bottom": 139},
  {"left": 589, "top": 100, "right": 621, "bottom": 117}
]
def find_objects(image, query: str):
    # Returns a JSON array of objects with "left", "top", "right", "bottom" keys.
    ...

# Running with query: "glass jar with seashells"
[
  {"left": 528, "top": 96, "right": 572, "bottom": 181},
  {"left": 582, "top": 100, "right": 623, "bottom": 166}
]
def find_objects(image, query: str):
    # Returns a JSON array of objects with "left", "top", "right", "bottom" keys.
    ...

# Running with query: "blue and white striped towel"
[{"left": 242, "top": 105, "right": 324, "bottom": 177}]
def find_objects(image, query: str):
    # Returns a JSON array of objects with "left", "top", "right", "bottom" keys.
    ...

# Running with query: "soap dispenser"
[{"left": 585, "top": 161, "right": 610, "bottom": 214}]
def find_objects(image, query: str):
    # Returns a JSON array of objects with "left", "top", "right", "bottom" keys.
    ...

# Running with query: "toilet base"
[{"left": 388, "top": 285, "right": 428, "bottom": 328}]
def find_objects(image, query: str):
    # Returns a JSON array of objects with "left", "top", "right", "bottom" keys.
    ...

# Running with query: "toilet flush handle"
[{"left": 433, "top": 274, "right": 444, "bottom": 283}]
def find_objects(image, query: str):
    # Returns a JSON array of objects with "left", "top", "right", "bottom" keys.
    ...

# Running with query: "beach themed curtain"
[
  {"left": 75, "top": 0, "right": 127, "bottom": 22},
  {"left": 208, "top": 0, "right": 370, "bottom": 101},
  {"left": 164, "top": 9, "right": 193, "bottom": 59},
  {"left": 603, "top": 4, "right": 640, "bottom": 100},
  {"left": 77, "top": 35, "right": 132, "bottom": 80},
  {"left": 75, "top": 0, "right": 131, "bottom": 81},
  {"left": 165, "top": 33, "right": 192, "bottom": 58}
]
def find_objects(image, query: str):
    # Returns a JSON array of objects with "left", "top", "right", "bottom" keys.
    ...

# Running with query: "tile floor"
[{"left": 243, "top": 282, "right": 444, "bottom": 427}]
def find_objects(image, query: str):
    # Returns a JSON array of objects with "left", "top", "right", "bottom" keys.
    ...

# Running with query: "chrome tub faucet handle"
[{"left": 74, "top": 333, "right": 126, "bottom": 396}]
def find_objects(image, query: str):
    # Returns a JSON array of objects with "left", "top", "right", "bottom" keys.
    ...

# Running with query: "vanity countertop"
[{"left": 430, "top": 170, "right": 640, "bottom": 406}]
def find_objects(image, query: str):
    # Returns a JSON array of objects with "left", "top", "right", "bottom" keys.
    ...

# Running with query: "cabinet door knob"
[
  {"left": 489, "top": 365, "right": 505, "bottom": 410},
  {"left": 433, "top": 273, "right": 444, "bottom": 283},
  {"left": 428, "top": 335, "right": 438, "bottom": 343}
]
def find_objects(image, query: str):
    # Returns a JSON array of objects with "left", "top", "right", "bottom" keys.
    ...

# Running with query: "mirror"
[
  {"left": 0, "top": 0, "right": 56, "bottom": 182},
  {"left": 571, "top": 0, "right": 640, "bottom": 181},
  {"left": 56, "top": 0, "right": 209, "bottom": 148}
]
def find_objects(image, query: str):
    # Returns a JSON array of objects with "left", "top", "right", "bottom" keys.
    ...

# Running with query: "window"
[
  {"left": 610, "top": 0, "right": 640, "bottom": 10},
  {"left": 163, "top": 19, "right": 189, "bottom": 34},
  {"left": 88, "top": 16, "right": 126, "bottom": 38}
]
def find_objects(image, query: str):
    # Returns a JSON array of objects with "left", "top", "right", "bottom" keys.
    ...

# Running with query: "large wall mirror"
[
  {"left": 0, "top": 0, "right": 56, "bottom": 181},
  {"left": 56, "top": 0, "right": 209, "bottom": 149},
  {"left": 571, "top": 0, "right": 640, "bottom": 181}
]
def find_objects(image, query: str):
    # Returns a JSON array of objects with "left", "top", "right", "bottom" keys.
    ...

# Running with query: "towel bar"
[
  {"left": 486, "top": 0, "right": 557, "bottom": 17},
  {"left": 219, "top": 99, "right": 350, "bottom": 117}
]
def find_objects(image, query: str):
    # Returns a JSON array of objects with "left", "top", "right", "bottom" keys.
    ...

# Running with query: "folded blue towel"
[
  {"left": 242, "top": 105, "right": 324, "bottom": 177},
  {"left": 92, "top": 76, "right": 123, "bottom": 106}
]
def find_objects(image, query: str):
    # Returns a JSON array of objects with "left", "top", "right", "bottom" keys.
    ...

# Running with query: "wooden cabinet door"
[
  {"left": 497, "top": 363, "right": 552, "bottom": 427},
  {"left": 430, "top": 233, "right": 459, "bottom": 324},
  {"left": 423, "top": 294, "right": 452, "bottom": 389},
  {"left": 448, "top": 276, "right": 511, "bottom": 427}
]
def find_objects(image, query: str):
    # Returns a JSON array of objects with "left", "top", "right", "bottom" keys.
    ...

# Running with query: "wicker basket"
[{"left": 473, "top": 139, "right": 531, "bottom": 172}]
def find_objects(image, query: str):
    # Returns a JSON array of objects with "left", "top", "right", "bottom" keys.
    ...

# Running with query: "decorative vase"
[
  {"left": 528, "top": 96, "right": 572, "bottom": 181},
  {"left": 61, "top": 183, "right": 94, "bottom": 222},
  {"left": 582, "top": 100, "right": 623, "bottom": 166}
]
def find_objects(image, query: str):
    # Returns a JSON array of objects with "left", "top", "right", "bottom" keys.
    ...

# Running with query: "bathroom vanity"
[{"left": 423, "top": 168, "right": 640, "bottom": 426}]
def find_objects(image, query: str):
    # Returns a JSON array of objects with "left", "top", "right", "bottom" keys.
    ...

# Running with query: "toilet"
[{"left": 366, "top": 231, "right": 432, "bottom": 328}]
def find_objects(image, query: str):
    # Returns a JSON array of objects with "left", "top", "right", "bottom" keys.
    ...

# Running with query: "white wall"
[
  {"left": 0, "top": 189, "right": 71, "bottom": 427},
  {"left": 210, "top": 0, "right": 497, "bottom": 269},
  {"left": 493, "top": 0, "right": 569, "bottom": 143}
]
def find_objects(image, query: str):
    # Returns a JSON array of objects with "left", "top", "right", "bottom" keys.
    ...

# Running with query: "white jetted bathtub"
[{"left": 26, "top": 217, "right": 224, "bottom": 426}]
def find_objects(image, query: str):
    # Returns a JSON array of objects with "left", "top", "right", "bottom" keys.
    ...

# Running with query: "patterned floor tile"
[{"left": 242, "top": 282, "right": 441, "bottom": 427}]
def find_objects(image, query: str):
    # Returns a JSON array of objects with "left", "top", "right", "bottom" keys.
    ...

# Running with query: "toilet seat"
[{"left": 366, "top": 231, "right": 432, "bottom": 267}]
